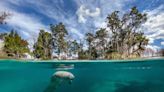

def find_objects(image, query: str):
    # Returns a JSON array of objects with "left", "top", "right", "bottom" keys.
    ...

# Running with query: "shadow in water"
[
  {"left": 44, "top": 71, "right": 75, "bottom": 92},
  {"left": 115, "top": 81, "right": 164, "bottom": 92},
  {"left": 44, "top": 76, "right": 61, "bottom": 92}
]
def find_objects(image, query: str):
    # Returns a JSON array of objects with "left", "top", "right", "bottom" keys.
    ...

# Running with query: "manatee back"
[{"left": 53, "top": 71, "right": 75, "bottom": 80}]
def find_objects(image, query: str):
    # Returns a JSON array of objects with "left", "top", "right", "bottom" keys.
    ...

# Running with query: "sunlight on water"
[{"left": 0, "top": 59, "right": 164, "bottom": 92}]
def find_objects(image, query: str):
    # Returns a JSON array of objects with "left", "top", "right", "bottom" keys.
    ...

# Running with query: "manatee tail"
[{"left": 44, "top": 76, "right": 62, "bottom": 92}]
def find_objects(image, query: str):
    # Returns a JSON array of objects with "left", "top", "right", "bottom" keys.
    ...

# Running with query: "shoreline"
[{"left": 0, "top": 57, "right": 163, "bottom": 63}]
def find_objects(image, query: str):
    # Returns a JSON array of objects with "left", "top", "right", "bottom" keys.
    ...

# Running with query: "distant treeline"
[{"left": 0, "top": 7, "right": 154, "bottom": 60}]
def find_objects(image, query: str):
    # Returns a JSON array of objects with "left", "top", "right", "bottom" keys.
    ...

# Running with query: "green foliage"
[
  {"left": 51, "top": 23, "right": 68, "bottom": 56},
  {"left": 95, "top": 28, "right": 108, "bottom": 57},
  {"left": 4, "top": 30, "right": 29, "bottom": 58},
  {"left": 68, "top": 40, "right": 79, "bottom": 55},
  {"left": 0, "top": 33, "right": 7, "bottom": 40},
  {"left": 105, "top": 6, "right": 148, "bottom": 58},
  {"left": 85, "top": 32, "right": 95, "bottom": 59},
  {"left": 1, "top": 7, "right": 149, "bottom": 60},
  {"left": 81, "top": 6, "right": 149, "bottom": 59},
  {"left": 33, "top": 30, "right": 52, "bottom": 59},
  {"left": 78, "top": 50, "right": 90, "bottom": 60},
  {"left": 0, "top": 12, "right": 10, "bottom": 24}
]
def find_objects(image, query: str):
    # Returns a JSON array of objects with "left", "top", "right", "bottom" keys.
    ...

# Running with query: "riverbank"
[{"left": 0, "top": 57, "right": 163, "bottom": 63}]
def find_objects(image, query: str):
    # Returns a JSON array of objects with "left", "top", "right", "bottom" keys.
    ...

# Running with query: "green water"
[{"left": 0, "top": 59, "right": 164, "bottom": 92}]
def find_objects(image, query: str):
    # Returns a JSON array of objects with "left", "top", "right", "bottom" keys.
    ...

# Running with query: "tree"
[
  {"left": 69, "top": 40, "right": 79, "bottom": 55},
  {"left": 0, "top": 12, "right": 10, "bottom": 24},
  {"left": 85, "top": 32, "right": 95, "bottom": 59},
  {"left": 33, "top": 30, "right": 52, "bottom": 59},
  {"left": 0, "top": 33, "right": 7, "bottom": 40},
  {"left": 95, "top": 28, "right": 107, "bottom": 58},
  {"left": 132, "top": 32, "right": 149, "bottom": 56},
  {"left": 159, "top": 49, "right": 164, "bottom": 56},
  {"left": 50, "top": 23, "right": 68, "bottom": 57},
  {"left": 124, "top": 7, "right": 147, "bottom": 56},
  {"left": 78, "top": 40, "right": 89, "bottom": 59},
  {"left": 106, "top": 7, "right": 148, "bottom": 58},
  {"left": 107, "top": 11, "right": 121, "bottom": 52},
  {"left": 4, "top": 30, "right": 29, "bottom": 58}
]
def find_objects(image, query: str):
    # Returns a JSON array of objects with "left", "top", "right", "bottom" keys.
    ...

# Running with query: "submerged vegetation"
[{"left": 0, "top": 7, "right": 155, "bottom": 60}]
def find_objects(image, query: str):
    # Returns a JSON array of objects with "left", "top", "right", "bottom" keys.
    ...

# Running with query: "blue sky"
[{"left": 0, "top": 0, "right": 164, "bottom": 50}]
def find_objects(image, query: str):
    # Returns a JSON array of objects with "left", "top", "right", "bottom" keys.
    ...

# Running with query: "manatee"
[
  {"left": 44, "top": 71, "right": 75, "bottom": 92},
  {"left": 53, "top": 71, "right": 75, "bottom": 81}
]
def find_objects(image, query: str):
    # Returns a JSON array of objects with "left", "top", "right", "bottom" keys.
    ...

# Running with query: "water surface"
[{"left": 0, "top": 59, "right": 164, "bottom": 92}]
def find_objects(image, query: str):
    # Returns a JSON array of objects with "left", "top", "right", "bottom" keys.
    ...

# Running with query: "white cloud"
[
  {"left": 0, "top": 0, "right": 48, "bottom": 42},
  {"left": 143, "top": 5, "right": 164, "bottom": 44},
  {"left": 74, "top": 0, "right": 132, "bottom": 33},
  {"left": 6, "top": 12, "right": 48, "bottom": 38},
  {"left": 146, "top": 45, "right": 160, "bottom": 52},
  {"left": 161, "top": 42, "right": 164, "bottom": 46},
  {"left": 67, "top": 27, "right": 84, "bottom": 39},
  {"left": 1, "top": 0, "right": 163, "bottom": 50},
  {"left": 86, "top": 8, "right": 100, "bottom": 17},
  {"left": 7, "top": 0, "right": 131, "bottom": 37},
  {"left": 12, "top": 13, "right": 47, "bottom": 48},
  {"left": 76, "top": 5, "right": 100, "bottom": 23}
]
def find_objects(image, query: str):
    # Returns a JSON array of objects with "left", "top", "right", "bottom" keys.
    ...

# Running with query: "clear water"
[{"left": 0, "top": 59, "right": 164, "bottom": 92}]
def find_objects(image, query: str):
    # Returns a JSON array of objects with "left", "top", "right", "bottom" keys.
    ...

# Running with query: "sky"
[{"left": 0, "top": 0, "right": 164, "bottom": 51}]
